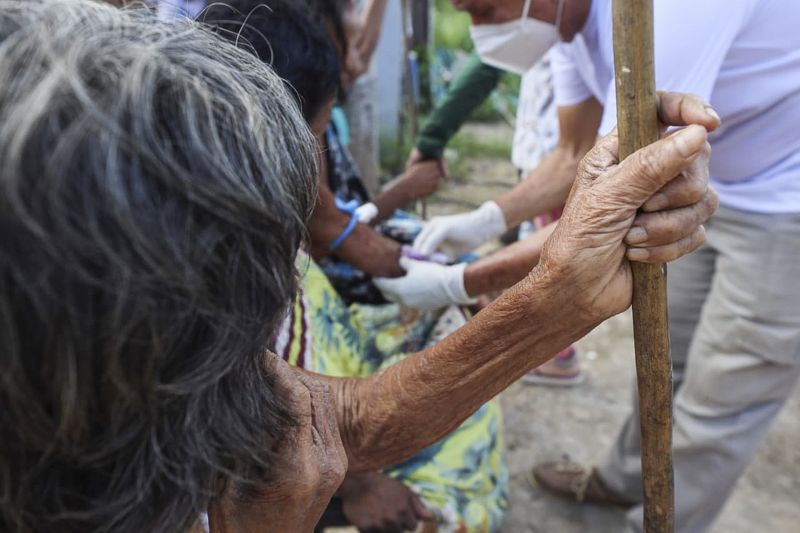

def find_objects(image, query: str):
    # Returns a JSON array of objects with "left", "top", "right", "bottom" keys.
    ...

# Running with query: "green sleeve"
[{"left": 415, "top": 53, "right": 503, "bottom": 158}]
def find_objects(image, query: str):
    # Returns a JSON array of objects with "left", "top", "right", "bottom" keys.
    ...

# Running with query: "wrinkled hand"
[
  {"left": 414, "top": 201, "right": 507, "bottom": 257},
  {"left": 340, "top": 472, "right": 434, "bottom": 533},
  {"left": 537, "top": 92, "right": 719, "bottom": 325},
  {"left": 374, "top": 258, "right": 475, "bottom": 310},
  {"left": 209, "top": 357, "right": 347, "bottom": 532}
]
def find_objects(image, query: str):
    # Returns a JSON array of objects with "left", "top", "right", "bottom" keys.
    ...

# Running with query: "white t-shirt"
[{"left": 551, "top": 0, "right": 800, "bottom": 214}]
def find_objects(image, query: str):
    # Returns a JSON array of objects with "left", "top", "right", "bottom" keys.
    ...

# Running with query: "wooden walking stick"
[{"left": 612, "top": 1, "right": 674, "bottom": 531}]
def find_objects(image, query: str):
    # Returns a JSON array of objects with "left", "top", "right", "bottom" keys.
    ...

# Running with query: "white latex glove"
[
  {"left": 414, "top": 201, "right": 507, "bottom": 257},
  {"left": 373, "top": 258, "right": 476, "bottom": 311}
]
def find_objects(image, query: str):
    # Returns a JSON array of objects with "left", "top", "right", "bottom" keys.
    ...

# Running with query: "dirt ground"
[{"left": 428, "top": 123, "right": 800, "bottom": 533}]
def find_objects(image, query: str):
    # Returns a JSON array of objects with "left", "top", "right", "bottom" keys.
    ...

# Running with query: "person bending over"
[
  {"left": 0, "top": 1, "right": 716, "bottom": 531},
  {"left": 204, "top": 2, "right": 506, "bottom": 530}
]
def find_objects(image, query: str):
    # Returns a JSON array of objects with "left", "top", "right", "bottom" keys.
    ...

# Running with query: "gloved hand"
[
  {"left": 414, "top": 201, "right": 507, "bottom": 257},
  {"left": 373, "top": 258, "right": 476, "bottom": 311}
]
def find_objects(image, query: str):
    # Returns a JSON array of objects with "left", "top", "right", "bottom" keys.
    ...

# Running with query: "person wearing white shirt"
[{"left": 379, "top": 1, "right": 800, "bottom": 531}]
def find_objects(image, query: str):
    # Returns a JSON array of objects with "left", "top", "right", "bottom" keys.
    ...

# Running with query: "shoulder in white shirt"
[{"left": 551, "top": 0, "right": 800, "bottom": 214}]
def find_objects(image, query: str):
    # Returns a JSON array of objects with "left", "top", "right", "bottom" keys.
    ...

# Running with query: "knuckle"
[
  {"left": 671, "top": 171, "right": 706, "bottom": 204},
  {"left": 679, "top": 92, "right": 702, "bottom": 117},
  {"left": 653, "top": 213, "right": 683, "bottom": 244},
  {"left": 706, "top": 187, "right": 720, "bottom": 213},
  {"left": 579, "top": 141, "right": 618, "bottom": 179},
  {"left": 701, "top": 141, "right": 712, "bottom": 159},
  {"left": 664, "top": 214, "right": 684, "bottom": 240},
  {"left": 636, "top": 149, "right": 664, "bottom": 183},
  {"left": 686, "top": 165, "right": 708, "bottom": 189},
  {"left": 693, "top": 225, "right": 708, "bottom": 248}
]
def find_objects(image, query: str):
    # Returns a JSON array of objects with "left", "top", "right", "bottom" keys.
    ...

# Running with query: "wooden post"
[
  {"left": 612, "top": 1, "right": 674, "bottom": 531},
  {"left": 400, "top": 0, "right": 427, "bottom": 219}
]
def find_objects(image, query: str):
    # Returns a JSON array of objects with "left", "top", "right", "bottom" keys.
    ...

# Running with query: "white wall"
[{"left": 372, "top": 0, "right": 404, "bottom": 138}]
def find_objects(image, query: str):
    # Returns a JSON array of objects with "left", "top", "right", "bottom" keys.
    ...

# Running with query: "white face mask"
[{"left": 469, "top": 0, "right": 565, "bottom": 75}]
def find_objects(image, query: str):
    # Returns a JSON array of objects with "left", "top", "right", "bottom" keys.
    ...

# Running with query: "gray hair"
[{"left": 0, "top": 0, "right": 317, "bottom": 531}]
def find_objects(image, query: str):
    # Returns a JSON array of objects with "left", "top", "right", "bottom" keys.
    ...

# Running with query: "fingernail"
[
  {"left": 675, "top": 125, "right": 706, "bottom": 157},
  {"left": 627, "top": 248, "right": 650, "bottom": 261},
  {"left": 643, "top": 193, "right": 668, "bottom": 212},
  {"left": 625, "top": 226, "right": 648, "bottom": 244},
  {"left": 704, "top": 106, "right": 721, "bottom": 124}
]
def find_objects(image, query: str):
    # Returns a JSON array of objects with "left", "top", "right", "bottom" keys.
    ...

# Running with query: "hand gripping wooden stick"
[{"left": 612, "top": 1, "right": 675, "bottom": 531}]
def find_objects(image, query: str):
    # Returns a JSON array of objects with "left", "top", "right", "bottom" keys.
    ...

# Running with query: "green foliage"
[
  {"left": 445, "top": 130, "right": 511, "bottom": 178},
  {"left": 433, "top": 0, "right": 473, "bottom": 50},
  {"left": 449, "top": 131, "right": 511, "bottom": 160}
]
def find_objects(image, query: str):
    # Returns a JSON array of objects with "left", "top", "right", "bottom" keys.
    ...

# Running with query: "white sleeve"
[
  {"left": 598, "top": 0, "right": 758, "bottom": 135},
  {"left": 551, "top": 43, "right": 593, "bottom": 107}
]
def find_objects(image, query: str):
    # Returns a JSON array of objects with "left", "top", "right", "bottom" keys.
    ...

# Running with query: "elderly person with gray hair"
[{"left": 0, "top": 1, "right": 718, "bottom": 532}]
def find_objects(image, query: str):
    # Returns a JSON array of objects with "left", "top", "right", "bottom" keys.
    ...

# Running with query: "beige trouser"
[{"left": 597, "top": 205, "right": 800, "bottom": 533}]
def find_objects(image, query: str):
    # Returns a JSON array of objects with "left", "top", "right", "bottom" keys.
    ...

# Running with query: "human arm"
[
  {"left": 369, "top": 160, "right": 442, "bottom": 224},
  {"left": 408, "top": 53, "right": 503, "bottom": 170},
  {"left": 208, "top": 93, "right": 718, "bottom": 532},
  {"left": 338, "top": 93, "right": 718, "bottom": 471},
  {"left": 495, "top": 96, "right": 603, "bottom": 227},
  {"left": 462, "top": 132, "right": 718, "bottom": 297},
  {"left": 413, "top": 96, "right": 603, "bottom": 256},
  {"left": 463, "top": 220, "right": 556, "bottom": 296},
  {"left": 307, "top": 183, "right": 404, "bottom": 277},
  {"left": 381, "top": 92, "right": 718, "bottom": 309}
]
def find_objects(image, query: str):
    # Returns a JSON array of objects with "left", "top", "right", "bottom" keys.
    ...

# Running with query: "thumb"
[
  {"left": 599, "top": 124, "right": 707, "bottom": 206},
  {"left": 415, "top": 224, "right": 447, "bottom": 256},
  {"left": 373, "top": 257, "right": 416, "bottom": 290},
  {"left": 398, "top": 256, "right": 417, "bottom": 272},
  {"left": 438, "top": 158, "right": 450, "bottom": 180},
  {"left": 410, "top": 494, "right": 436, "bottom": 522}
]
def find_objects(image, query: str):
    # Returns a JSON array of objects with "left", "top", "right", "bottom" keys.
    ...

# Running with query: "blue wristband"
[
  {"left": 329, "top": 197, "right": 361, "bottom": 251},
  {"left": 329, "top": 212, "right": 359, "bottom": 251}
]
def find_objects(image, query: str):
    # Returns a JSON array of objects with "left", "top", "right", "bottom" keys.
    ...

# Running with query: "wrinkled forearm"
[
  {"left": 329, "top": 265, "right": 596, "bottom": 472},
  {"left": 463, "top": 222, "right": 556, "bottom": 296}
]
